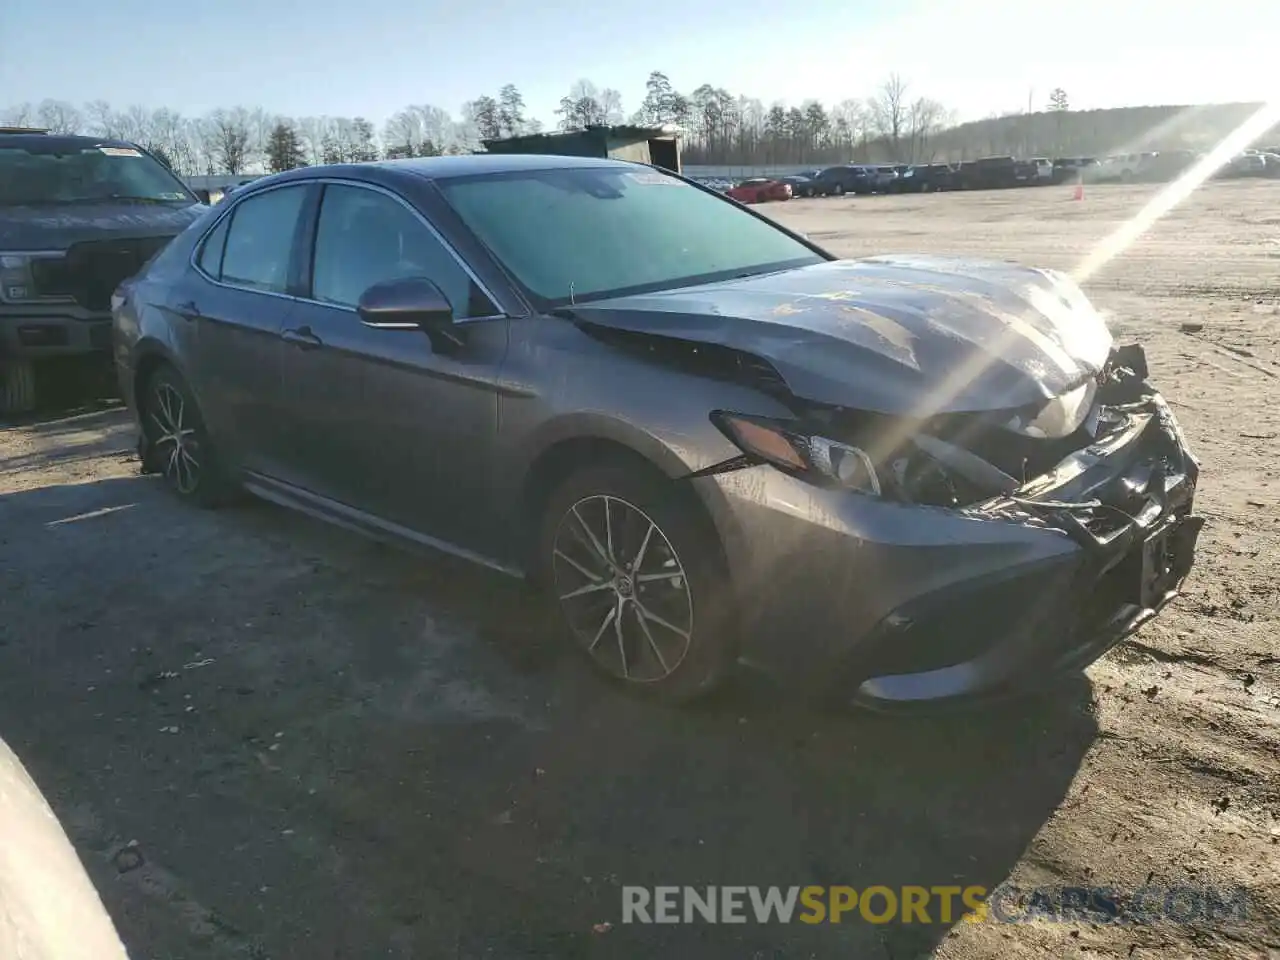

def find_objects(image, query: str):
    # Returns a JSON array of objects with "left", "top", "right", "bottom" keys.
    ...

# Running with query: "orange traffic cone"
[{"left": 1073, "top": 182, "right": 1084, "bottom": 201}]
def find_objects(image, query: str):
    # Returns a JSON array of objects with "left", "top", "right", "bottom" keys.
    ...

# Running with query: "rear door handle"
[
  {"left": 175, "top": 299, "right": 201, "bottom": 320},
  {"left": 281, "top": 326, "right": 323, "bottom": 349}
]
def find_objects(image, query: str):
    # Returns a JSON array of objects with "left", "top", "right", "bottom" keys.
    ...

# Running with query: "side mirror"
[{"left": 357, "top": 277, "right": 464, "bottom": 350}]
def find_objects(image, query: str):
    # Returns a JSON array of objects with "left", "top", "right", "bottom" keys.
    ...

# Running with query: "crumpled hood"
[
  {"left": 571, "top": 256, "right": 1114, "bottom": 415},
  {"left": 0, "top": 202, "right": 206, "bottom": 250}
]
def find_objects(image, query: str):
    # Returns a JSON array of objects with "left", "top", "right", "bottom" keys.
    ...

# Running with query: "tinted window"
[
  {"left": 197, "top": 215, "right": 230, "bottom": 279},
  {"left": 438, "top": 166, "right": 823, "bottom": 307},
  {"left": 310, "top": 183, "right": 491, "bottom": 316},
  {"left": 220, "top": 186, "right": 306, "bottom": 294}
]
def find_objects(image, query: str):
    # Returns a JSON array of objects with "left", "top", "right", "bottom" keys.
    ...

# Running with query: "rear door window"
[{"left": 219, "top": 186, "right": 307, "bottom": 294}]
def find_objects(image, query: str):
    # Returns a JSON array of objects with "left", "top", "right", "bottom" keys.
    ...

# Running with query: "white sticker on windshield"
[
  {"left": 99, "top": 146, "right": 143, "bottom": 157},
  {"left": 626, "top": 171, "right": 684, "bottom": 185}
]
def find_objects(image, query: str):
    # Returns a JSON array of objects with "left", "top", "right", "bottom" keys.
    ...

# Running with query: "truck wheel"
[{"left": 0, "top": 359, "right": 37, "bottom": 416}]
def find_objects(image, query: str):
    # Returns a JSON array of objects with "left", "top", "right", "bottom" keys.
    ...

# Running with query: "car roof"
[
  {"left": 0, "top": 133, "right": 143, "bottom": 152},
  {"left": 260, "top": 153, "right": 646, "bottom": 191}
]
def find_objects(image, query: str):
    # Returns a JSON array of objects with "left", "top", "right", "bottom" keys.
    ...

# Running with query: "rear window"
[{"left": 0, "top": 143, "right": 194, "bottom": 206}]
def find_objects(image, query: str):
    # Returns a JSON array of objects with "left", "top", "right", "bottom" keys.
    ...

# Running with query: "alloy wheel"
[
  {"left": 551, "top": 494, "right": 694, "bottom": 683},
  {"left": 148, "top": 381, "right": 201, "bottom": 495}
]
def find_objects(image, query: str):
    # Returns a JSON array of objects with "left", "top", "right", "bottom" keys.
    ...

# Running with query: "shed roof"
[{"left": 482, "top": 123, "right": 679, "bottom": 151}]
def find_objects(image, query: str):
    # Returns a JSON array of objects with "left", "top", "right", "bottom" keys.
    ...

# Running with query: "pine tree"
[{"left": 265, "top": 121, "right": 306, "bottom": 173}]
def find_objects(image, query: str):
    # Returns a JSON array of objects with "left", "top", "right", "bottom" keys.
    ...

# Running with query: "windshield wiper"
[{"left": 88, "top": 195, "right": 186, "bottom": 204}]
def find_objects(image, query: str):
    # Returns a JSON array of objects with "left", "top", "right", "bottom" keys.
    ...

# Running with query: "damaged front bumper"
[{"left": 712, "top": 346, "right": 1204, "bottom": 707}]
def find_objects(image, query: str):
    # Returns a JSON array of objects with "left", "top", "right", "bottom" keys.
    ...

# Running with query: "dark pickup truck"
[
  {"left": 954, "top": 156, "right": 1021, "bottom": 190},
  {"left": 0, "top": 128, "right": 205, "bottom": 414}
]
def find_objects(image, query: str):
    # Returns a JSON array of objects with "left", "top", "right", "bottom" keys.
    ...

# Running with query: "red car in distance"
[{"left": 725, "top": 177, "right": 792, "bottom": 204}]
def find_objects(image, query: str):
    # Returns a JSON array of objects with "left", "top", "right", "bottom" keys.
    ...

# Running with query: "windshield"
[
  {"left": 0, "top": 144, "right": 195, "bottom": 206},
  {"left": 438, "top": 166, "right": 825, "bottom": 307}
]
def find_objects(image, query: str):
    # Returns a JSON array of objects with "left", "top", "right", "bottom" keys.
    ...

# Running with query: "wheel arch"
[
  {"left": 130, "top": 339, "right": 183, "bottom": 414},
  {"left": 514, "top": 416, "right": 740, "bottom": 582}
]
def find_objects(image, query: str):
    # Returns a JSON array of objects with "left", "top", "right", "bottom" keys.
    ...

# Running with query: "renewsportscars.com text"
[{"left": 621, "top": 885, "right": 1252, "bottom": 925}]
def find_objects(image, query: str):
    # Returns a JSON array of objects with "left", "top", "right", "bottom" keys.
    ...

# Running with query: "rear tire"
[
  {"left": 140, "top": 364, "right": 236, "bottom": 508},
  {"left": 0, "top": 359, "right": 37, "bottom": 416},
  {"left": 535, "top": 464, "right": 736, "bottom": 703}
]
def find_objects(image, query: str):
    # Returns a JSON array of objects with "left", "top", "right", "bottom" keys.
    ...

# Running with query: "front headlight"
[
  {"left": 1004, "top": 379, "right": 1098, "bottom": 439},
  {"left": 0, "top": 254, "right": 33, "bottom": 301},
  {"left": 711, "top": 411, "right": 881, "bottom": 495}
]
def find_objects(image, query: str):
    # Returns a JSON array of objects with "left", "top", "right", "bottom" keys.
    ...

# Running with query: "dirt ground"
[{"left": 1, "top": 180, "right": 1278, "bottom": 960}]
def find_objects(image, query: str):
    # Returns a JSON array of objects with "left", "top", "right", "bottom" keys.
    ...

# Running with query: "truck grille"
[{"left": 29, "top": 236, "right": 174, "bottom": 311}]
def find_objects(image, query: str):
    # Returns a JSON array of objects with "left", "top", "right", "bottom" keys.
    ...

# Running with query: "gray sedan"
[{"left": 112, "top": 155, "right": 1203, "bottom": 707}]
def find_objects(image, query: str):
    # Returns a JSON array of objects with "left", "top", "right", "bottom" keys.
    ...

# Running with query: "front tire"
[
  {"left": 0, "top": 358, "right": 37, "bottom": 416},
  {"left": 140, "top": 365, "right": 235, "bottom": 507},
  {"left": 536, "top": 464, "right": 736, "bottom": 703}
]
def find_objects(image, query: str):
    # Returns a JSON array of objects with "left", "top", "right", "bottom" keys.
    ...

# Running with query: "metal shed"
[{"left": 481, "top": 124, "right": 682, "bottom": 174}]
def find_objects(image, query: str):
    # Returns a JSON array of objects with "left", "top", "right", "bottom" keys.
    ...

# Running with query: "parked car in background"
[
  {"left": 1138, "top": 150, "right": 1198, "bottom": 182},
  {"left": 0, "top": 127, "right": 206, "bottom": 414},
  {"left": 1051, "top": 158, "right": 1098, "bottom": 184},
  {"left": 867, "top": 166, "right": 900, "bottom": 193},
  {"left": 798, "top": 170, "right": 832, "bottom": 196},
  {"left": 955, "top": 156, "right": 1019, "bottom": 190},
  {"left": 726, "top": 177, "right": 793, "bottom": 203},
  {"left": 113, "top": 153, "right": 1202, "bottom": 706},
  {"left": 810, "top": 164, "right": 871, "bottom": 196},
  {"left": 1258, "top": 152, "right": 1280, "bottom": 178},
  {"left": 895, "top": 163, "right": 955, "bottom": 192},
  {"left": 1092, "top": 152, "right": 1162, "bottom": 183},
  {"left": 1028, "top": 158, "right": 1054, "bottom": 183},
  {"left": 777, "top": 174, "right": 820, "bottom": 197},
  {"left": 885, "top": 164, "right": 913, "bottom": 191},
  {"left": 689, "top": 176, "right": 734, "bottom": 194},
  {"left": 1216, "top": 153, "right": 1267, "bottom": 179}
]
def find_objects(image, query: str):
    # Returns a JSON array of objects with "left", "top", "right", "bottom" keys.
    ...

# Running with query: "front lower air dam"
[{"left": 846, "top": 363, "right": 1202, "bottom": 710}]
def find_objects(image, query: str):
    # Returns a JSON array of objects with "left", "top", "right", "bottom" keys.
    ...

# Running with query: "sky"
[{"left": 2, "top": 0, "right": 1277, "bottom": 130}]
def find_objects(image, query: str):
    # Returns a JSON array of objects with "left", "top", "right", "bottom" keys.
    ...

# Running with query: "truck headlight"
[{"left": 0, "top": 254, "right": 33, "bottom": 301}]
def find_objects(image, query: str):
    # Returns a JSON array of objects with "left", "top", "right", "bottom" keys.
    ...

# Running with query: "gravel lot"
[{"left": 1, "top": 180, "right": 1277, "bottom": 960}]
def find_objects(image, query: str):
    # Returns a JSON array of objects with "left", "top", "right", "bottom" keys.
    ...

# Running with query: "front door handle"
[
  {"left": 281, "top": 326, "right": 323, "bottom": 350},
  {"left": 174, "top": 299, "right": 201, "bottom": 320}
]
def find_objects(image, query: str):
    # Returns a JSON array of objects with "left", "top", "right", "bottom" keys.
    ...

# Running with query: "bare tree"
[
  {"left": 35, "top": 100, "right": 83, "bottom": 134},
  {"left": 297, "top": 117, "right": 330, "bottom": 166},
  {"left": 869, "top": 73, "right": 909, "bottom": 159},
  {"left": 906, "top": 97, "right": 946, "bottom": 161},
  {"left": 208, "top": 108, "right": 252, "bottom": 174},
  {"left": 384, "top": 104, "right": 456, "bottom": 157},
  {"left": 556, "top": 79, "right": 610, "bottom": 131},
  {"left": 84, "top": 100, "right": 122, "bottom": 138},
  {"left": 117, "top": 105, "right": 155, "bottom": 147},
  {"left": 1, "top": 103, "right": 35, "bottom": 126},
  {"left": 599, "top": 88, "right": 625, "bottom": 125}
]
